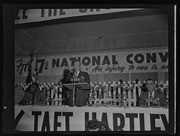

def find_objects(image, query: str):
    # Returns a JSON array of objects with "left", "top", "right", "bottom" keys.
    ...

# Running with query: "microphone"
[
  {"left": 71, "top": 68, "right": 75, "bottom": 73},
  {"left": 71, "top": 68, "right": 76, "bottom": 76}
]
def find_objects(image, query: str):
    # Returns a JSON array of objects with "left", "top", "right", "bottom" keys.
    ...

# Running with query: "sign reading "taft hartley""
[{"left": 15, "top": 106, "right": 168, "bottom": 131}]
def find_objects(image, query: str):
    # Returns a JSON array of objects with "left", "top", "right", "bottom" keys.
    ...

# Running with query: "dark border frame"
[{"left": 3, "top": 3, "right": 176, "bottom": 134}]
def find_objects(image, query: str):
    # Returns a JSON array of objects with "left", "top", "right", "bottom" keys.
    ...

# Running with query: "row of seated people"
[{"left": 15, "top": 79, "right": 168, "bottom": 107}]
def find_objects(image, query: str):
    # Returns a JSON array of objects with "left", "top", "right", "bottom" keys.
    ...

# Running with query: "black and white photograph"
[{"left": 3, "top": 4, "right": 176, "bottom": 134}]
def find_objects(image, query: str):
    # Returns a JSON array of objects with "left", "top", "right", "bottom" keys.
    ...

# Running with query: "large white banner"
[
  {"left": 15, "top": 8, "right": 141, "bottom": 24},
  {"left": 15, "top": 48, "right": 168, "bottom": 77},
  {"left": 15, "top": 106, "right": 169, "bottom": 131}
]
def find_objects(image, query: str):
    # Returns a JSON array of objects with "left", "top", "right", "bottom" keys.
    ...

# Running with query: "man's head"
[
  {"left": 146, "top": 79, "right": 155, "bottom": 92},
  {"left": 86, "top": 119, "right": 111, "bottom": 131},
  {"left": 73, "top": 60, "right": 81, "bottom": 72}
]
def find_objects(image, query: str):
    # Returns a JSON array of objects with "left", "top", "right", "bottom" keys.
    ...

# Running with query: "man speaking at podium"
[{"left": 69, "top": 60, "right": 90, "bottom": 107}]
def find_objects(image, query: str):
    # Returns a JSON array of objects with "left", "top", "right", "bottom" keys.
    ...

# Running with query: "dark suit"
[
  {"left": 139, "top": 90, "right": 167, "bottom": 107},
  {"left": 69, "top": 71, "right": 90, "bottom": 107},
  {"left": 34, "top": 89, "right": 47, "bottom": 105},
  {"left": 19, "top": 87, "right": 46, "bottom": 105}
]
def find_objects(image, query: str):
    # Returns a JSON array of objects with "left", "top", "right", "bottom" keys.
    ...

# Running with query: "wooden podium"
[{"left": 63, "top": 82, "right": 92, "bottom": 107}]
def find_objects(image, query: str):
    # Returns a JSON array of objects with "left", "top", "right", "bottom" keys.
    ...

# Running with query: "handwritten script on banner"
[
  {"left": 15, "top": 106, "right": 169, "bottom": 131},
  {"left": 15, "top": 48, "right": 168, "bottom": 76}
]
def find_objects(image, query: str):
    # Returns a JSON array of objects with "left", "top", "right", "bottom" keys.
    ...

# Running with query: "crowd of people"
[
  {"left": 15, "top": 79, "right": 168, "bottom": 107},
  {"left": 15, "top": 60, "right": 168, "bottom": 107}
]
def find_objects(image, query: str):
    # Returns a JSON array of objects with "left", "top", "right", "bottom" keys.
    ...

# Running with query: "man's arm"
[
  {"left": 80, "top": 72, "right": 90, "bottom": 84},
  {"left": 35, "top": 91, "right": 47, "bottom": 105},
  {"left": 85, "top": 72, "right": 90, "bottom": 84},
  {"left": 139, "top": 93, "right": 147, "bottom": 106},
  {"left": 159, "top": 93, "right": 167, "bottom": 106},
  {"left": 19, "top": 92, "right": 32, "bottom": 105}
]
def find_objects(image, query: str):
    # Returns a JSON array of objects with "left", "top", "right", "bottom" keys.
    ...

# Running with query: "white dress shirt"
[{"left": 75, "top": 71, "right": 80, "bottom": 77}]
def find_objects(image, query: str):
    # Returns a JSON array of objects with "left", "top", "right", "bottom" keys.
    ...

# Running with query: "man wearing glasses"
[{"left": 139, "top": 79, "right": 167, "bottom": 107}]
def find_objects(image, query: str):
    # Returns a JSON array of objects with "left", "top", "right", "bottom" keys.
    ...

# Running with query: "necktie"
[
  {"left": 75, "top": 71, "right": 79, "bottom": 77},
  {"left": 75, "top": 72, "right": 77, "bottom": 77},
  {"left": 150, "top": 92, "right": 153, "bottom": 99},
  {"left": 149, "top": 92, "right": 153, "bottom": 106}
]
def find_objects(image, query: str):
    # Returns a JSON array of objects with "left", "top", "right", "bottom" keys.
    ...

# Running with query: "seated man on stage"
[
  {"left": 68, "top": 60, "right": 90, "bottom": 107},
  {"left": 139, "top": 79, "right": 167, "bottom": 107},
  {"left": 18, "top": 82, "right": 46, "bottom": 105}
]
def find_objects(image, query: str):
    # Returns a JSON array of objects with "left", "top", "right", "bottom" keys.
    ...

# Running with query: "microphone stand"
[{"left": 72, "top": 71, "right": 76, "bottom": 107}]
